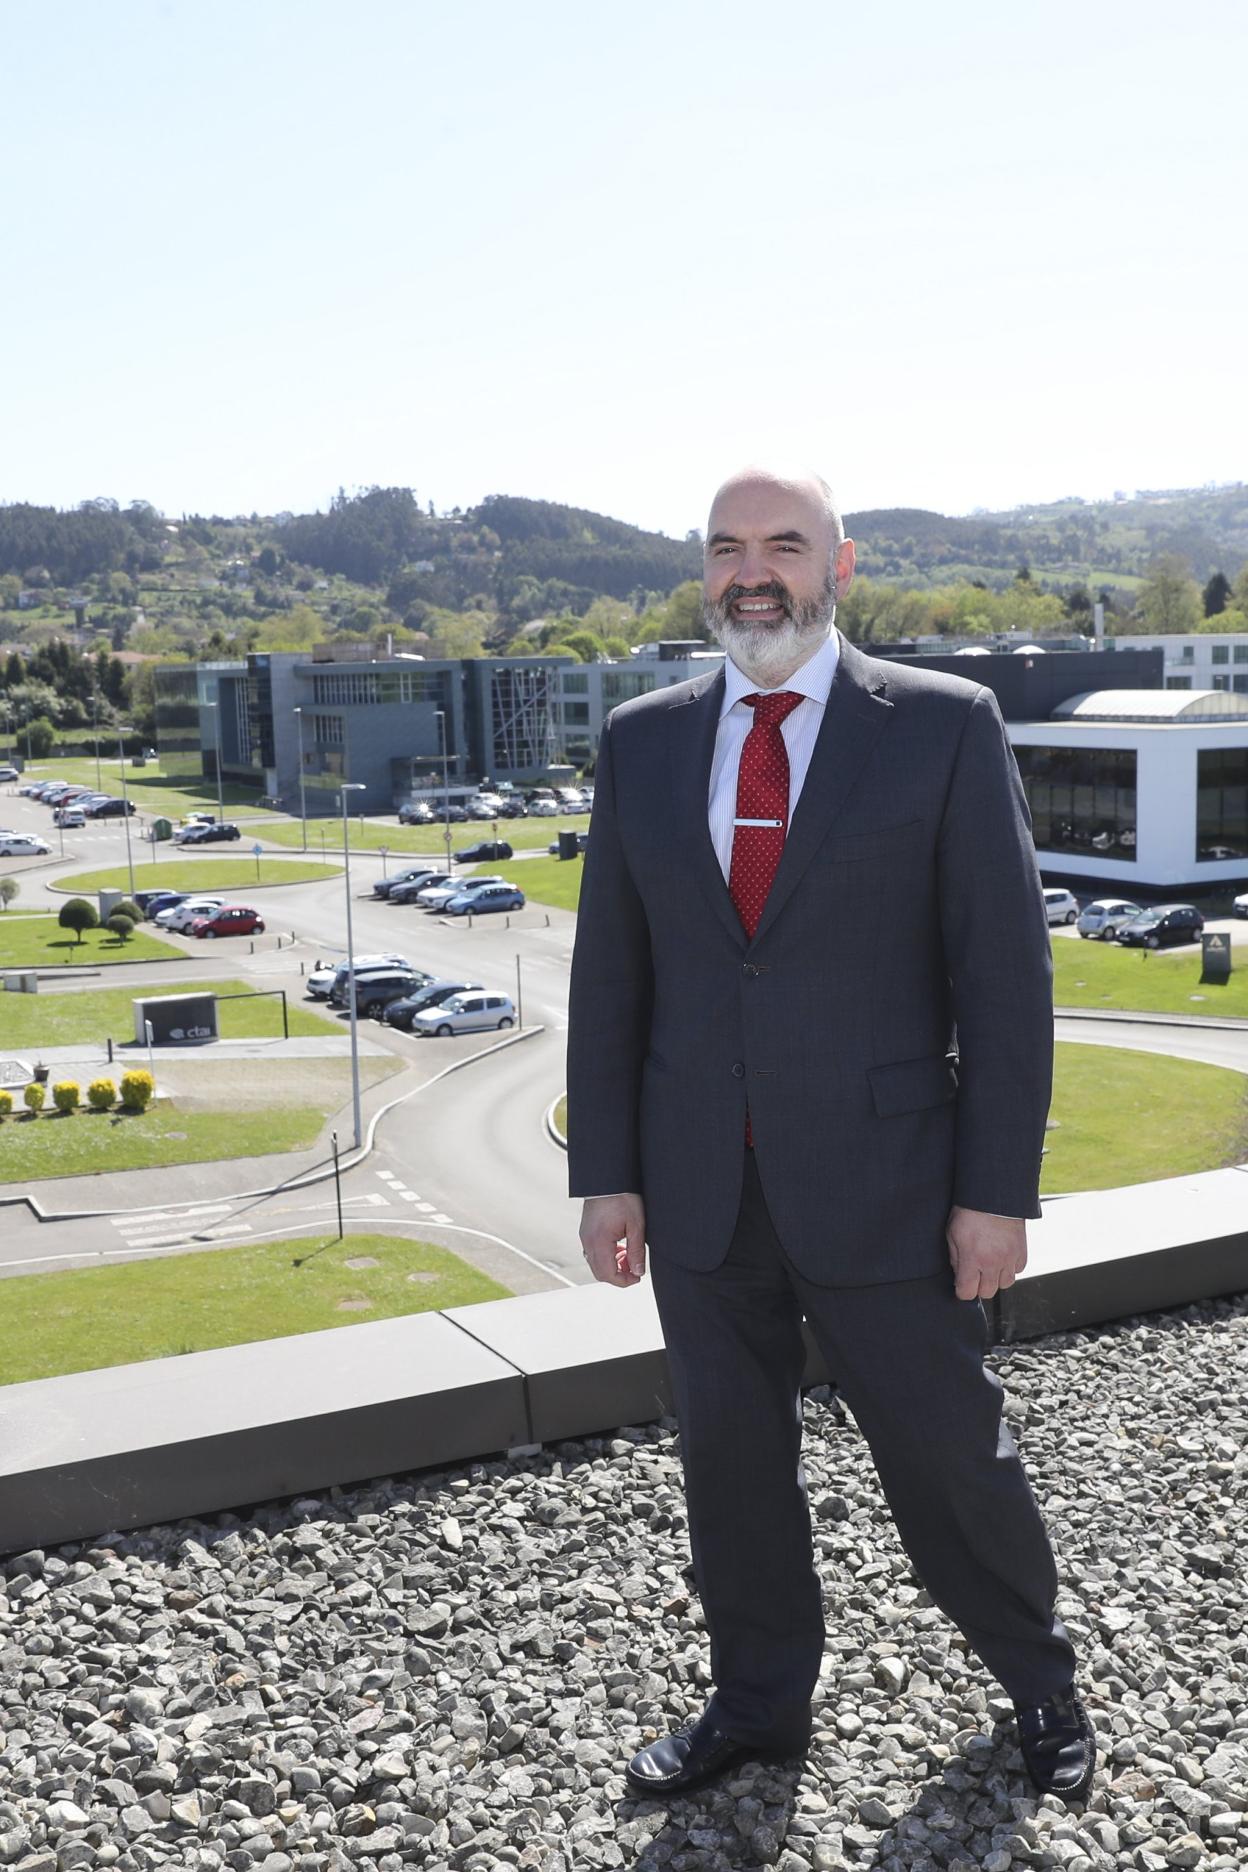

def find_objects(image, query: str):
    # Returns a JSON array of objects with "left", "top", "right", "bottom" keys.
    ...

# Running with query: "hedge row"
[{"left": 0, "top": 1070, "right": 155, "bottom": 1118}]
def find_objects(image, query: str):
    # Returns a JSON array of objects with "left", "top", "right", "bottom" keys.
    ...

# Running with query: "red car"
[{"left": 190, "top": 904, "right": 266, "bottom": 939}]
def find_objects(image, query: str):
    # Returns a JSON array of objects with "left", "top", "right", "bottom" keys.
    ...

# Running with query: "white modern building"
[
  {"left": 1104, "top": 632, "right": 1248, "bottom": 695},
  {"left": 1007, "top": 689, "right": 1248, "bottom": 892}
]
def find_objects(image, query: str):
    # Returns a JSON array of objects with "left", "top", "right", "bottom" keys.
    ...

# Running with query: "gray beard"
[{"left": 702, "top": 569, "right": 837, "bottom": 689}]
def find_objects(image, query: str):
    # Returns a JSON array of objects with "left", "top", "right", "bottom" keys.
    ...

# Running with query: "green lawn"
[
  {"left": 0, "top": 914, "right": 183, "bottom": 968},
  {"left": 0, "top": 1233, "right": 510, "bottom": 1385},
  {"left": 0, "top": 977, "right": 338, "bottom": 1049},
  {"left": 1045, "top": 1040, "right": 1248, "bottom": 1192},
  {"left": 495, "top": 854, "right": 583, "bottom": 911},
  {"left": 52, "top": 857, "right": 342, "bottom": 894},
  {"left": 552, "top": 1094, "right": 567, "bottom": 1139},
  {"left": 0, "top": 1103, "right": 331, "bottom": 1186},
  {"left": 1052, "top": 934, "right": 1248, "bottom": 1016},
  {"left": 260, "top": 812, "right": 591, "bottom": 857},
  {"left": 17, "top": 757, "right": 279, "bottom": 822}
]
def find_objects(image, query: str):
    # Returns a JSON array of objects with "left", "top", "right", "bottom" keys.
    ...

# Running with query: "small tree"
[
  {"left": 23, "top": 1081, "right": 46, "bottom": 1115},
  {"left": 0, "top": 877, "right": 17, "bottom": 911},
  {"left": 58, "top": 897, "right": 99, "bottom": 945},
  {"left": 107, "top": 913, "right": 135, "bottom": 943},
  {"left": 1203, "top": 571, "right": 1232, "bottom": 618},
  {"left": 26, "top": 715, "right": 56, "bottom": 759},
  {"left": 112, "top": 897, "right": 141, "bottom": 924}
]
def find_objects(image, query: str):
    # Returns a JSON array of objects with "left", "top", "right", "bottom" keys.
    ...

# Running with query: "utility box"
[
  {"left": 4, "top": 972, "right": 37, "bottom": 994},
  {"left": 151, "top": 817, "right": 173, "bottom": 841},
  {"left": 1201, "top": 931, "right": 1232, "bottom": 985},
  {"left": 99, "top": 889, "right": 124, "bottom": 922},
  {"left": 133, "top": 993, "right": 219, "bottom": 1046},
  {"left": 557, "top": 829, "right": 580, "bottom": 861}
]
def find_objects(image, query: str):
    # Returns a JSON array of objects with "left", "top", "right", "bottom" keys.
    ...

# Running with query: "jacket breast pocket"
[
  {"left": 823, "top": 818, "right": 923, "bottom": 864},
  {"left": 868, "top": 1052, "right": 959, "bottom": 1118}
]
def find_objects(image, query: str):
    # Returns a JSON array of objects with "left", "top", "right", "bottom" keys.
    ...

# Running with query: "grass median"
[
  {"left": 53, "top": 857, "right": 342, "bottom": 894},
  {"left": 1052, "top": 934, "right": 1248, "bottom": 1016},
  {"left": 262, "top": 812, "right": 591, "bottom": 857},
  {"left": 0, "top": 1231, "right": 510, "bottom": 1384},
  {"left": 0, "top": 977, "right": 338, "bottom": 1048},
  {"left": 0, "top": 1056, "right": 400, "bottom": 1183},
  {"left": 16, "top": 757, "right": 280, "bottom": 822},
  {"left": 0, "top": 913, "right": 184, "bottom": 968}
]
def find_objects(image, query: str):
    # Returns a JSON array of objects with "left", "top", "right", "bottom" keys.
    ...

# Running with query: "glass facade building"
[
  {"left": 1196, "top": 748, "right": 1248, "bottom": 860},
  {"left": 1013, "top": 744, "right": 1138, "bottom": 861}
]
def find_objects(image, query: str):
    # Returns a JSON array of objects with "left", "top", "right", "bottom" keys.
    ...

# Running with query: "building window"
[
  {"left": 601, "top": 670, "right": 658, "bottom": 706},
  {"left": 1211, "top": 645, "right": 1229, "bottom": 665},
  {"left": 1180, "top": 645, "right": 1194, "bottom": 662},
  {"left": 1234, "top": 645, "right": 1248, "bottom": 664},
  {"left": 1235, "top": 677, "right": 1248, "bottom": 694},
  {"left": 1165, "top": 677, "right": 1193, "bottom": 689},
  {"left": 1196, "top": 748, "right": 1248, "bottom": 860},
  {"left": 561, "top": 672, "right": 590, "bottom": 695},
  {"left": 311, "top": 713, "right": 344, "bottom": 743},
  {"left": 562, "top": 702, "right": 590, "bottom": 725},
  {"left": 1013, "top": 744, "right": 1137, "bottom": 862},
  {"left": 1213, "top": 675, "right": 1230, "bottom": 691}
]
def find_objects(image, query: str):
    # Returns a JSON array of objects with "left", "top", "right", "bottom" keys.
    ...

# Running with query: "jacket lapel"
[
  {"left": 668, "top": 665, "right": 748, "bottom": 949},
  {"left": 748, "top": 632, "right": 895, "bottom": 948}
]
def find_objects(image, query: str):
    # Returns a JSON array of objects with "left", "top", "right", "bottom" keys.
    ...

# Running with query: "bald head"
[{"left": 707, "top": 466, "right": 845, "bottom": 551}]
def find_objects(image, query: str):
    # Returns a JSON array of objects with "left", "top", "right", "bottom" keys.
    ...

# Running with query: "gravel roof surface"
[{"left": 0, "top": 1293, "right": 1245, "bottom": 1872}]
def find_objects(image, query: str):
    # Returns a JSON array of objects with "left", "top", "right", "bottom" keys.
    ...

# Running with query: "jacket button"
[
  {"left": 743, "top": 962, "right": 758, "bottom": 977},
  {"left": 731, "top": 1062, "right": 746, "bottom": 1079}
]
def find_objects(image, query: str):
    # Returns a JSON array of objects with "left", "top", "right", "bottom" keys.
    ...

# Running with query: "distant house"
[{"left": 16, "top": 591, "right": 40, "bottom": 610}]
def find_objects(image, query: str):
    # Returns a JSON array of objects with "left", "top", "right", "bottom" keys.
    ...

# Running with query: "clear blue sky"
[{"left": 5, "top": 0, "right": 1245, "bottom": 538}]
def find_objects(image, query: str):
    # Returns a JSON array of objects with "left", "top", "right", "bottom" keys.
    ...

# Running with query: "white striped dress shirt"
[{"left": 708, "top": 632, "right": 840, "bottom": 880}]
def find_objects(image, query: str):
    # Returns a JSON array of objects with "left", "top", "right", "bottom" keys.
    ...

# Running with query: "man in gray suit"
[{"left": 566, "top": 467, "right": 1095, "bottom": 1802}]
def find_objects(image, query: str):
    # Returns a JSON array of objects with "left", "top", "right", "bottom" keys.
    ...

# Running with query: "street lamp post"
[
  {"left": 91, "top": 692, "right": 102, "bottom": 792},
  {"left": 118, "top": 734, "right": 136, "bottom": 899},
  {"left": 293, "top": 707, "right": 309, "bottom": 851},
  {"left": 202, "top": 700, "right": 225, "bottom": 823},
  {"left": 435, "top": 708, "right": 452, "bottom": 870},
  {"left": 340, "top": 782, "right": 367, "bottom": 1151}
]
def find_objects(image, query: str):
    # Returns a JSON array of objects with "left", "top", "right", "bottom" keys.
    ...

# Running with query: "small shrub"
[
  {"left": 119, "top": 1068, "right": 155, "bottom": 1112},
  {"left": 107, "top": 913, "right": 135, "bottom": 942},
  {"left": 0, "top": 1090, "right": 12, "bottom": 1117},
  {"left": 23, "top": 1081, "right": 46, "bottom": 1114},
  {"left": 52, "top": 1080, "right": 80, "bottom": 1115},
  {"left": 58, "top": 897, "right": 99, "bottom": 945},
  {"left": 0, "top": 876, "right": 18, "bottom": 911},
  {"left": 113, "top": 898, "right": 141, "bottom": 924},
  {"left": 87, "top": 1077, "right": 116, "bottom": 1111}
]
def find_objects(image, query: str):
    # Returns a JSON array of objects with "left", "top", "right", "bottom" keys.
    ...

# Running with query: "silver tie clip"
[{"left": 734, "top": 817, "right": 783, "bottom": 828}]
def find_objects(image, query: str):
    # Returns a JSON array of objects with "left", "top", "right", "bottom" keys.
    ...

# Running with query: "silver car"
[
  {"left": 1077, "top": 898, "right": 1142, "bottom": 940},
  {"left": 412, "top": 991, "right": 517, "bottom": 1036}
]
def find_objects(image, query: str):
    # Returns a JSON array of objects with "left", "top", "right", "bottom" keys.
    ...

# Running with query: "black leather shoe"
[
  {"left": 1014, "top": 1687, "right": 1096, "bottom": 1801},
  {"left": 625, "top": 1709, "right": 807, "bottom": 1798}
]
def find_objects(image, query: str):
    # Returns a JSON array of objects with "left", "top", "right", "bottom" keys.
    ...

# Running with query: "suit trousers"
[{"left": 647, "top": 1149, "right": 1077, "bottom": 1746}]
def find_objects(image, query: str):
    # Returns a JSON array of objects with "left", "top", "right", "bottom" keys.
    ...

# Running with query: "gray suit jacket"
[{"left": 565, "top": 630, "right": 1053, "bottom": 1285}]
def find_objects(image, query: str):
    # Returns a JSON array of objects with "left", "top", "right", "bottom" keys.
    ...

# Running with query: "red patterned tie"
[{"left": 729, "top": 690, "right": 803, "bottom": 1144}]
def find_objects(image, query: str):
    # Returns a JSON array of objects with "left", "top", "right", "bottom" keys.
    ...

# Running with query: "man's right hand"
[{"left": 580, "top": 1193, "right": 647, "bottom": 1287}]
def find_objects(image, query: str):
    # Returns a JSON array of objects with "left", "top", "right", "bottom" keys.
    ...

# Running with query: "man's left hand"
[{"left": 945, "top": 1206, "right": 1027, "bottom": 1300}]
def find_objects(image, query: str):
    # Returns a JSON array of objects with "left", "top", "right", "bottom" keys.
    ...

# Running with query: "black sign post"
[{"left": 1200, "top": 931, "right": 1232, "bottom": 985}]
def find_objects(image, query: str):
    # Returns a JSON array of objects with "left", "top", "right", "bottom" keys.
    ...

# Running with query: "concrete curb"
[
  {"left": 0, "top": 1025, "right": 546, "bottom": 1223},
  {"left": 1055, "top": 1004, "right": 1248, "bottom": 1032},
  {"left": 544, "top": 1092, "right": 567, "bottom": 1152}
]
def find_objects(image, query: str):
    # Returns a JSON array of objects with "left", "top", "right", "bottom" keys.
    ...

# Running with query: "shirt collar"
[{"left": 720, "top": 627, "right": 840, "bottom": 718}]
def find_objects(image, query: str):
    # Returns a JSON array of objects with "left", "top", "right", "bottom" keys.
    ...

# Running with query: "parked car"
[
  {"left": 1077, "top": 898, "right": 1143, "bottom": 940},
  {"left": 191, "top": 904, "right": 265, "bottom": 939},
  {"left": 412, "top": 991, "right": 517, "bottom": 1036},
  {"left": 134, "top": 889, "right": 187, "bottom": 918},
  {"left": 527, "top": 796, "right": 559, "bottom": 816},
  {"left": 0, "top": 765, "right": 19, "bottom": 783},
  {"left": 454, "top": 839, "right": 513, "bottom": 861},
  {"left": 443, "top": 883, "right": 525, "bottom": 916},
  {"left": 383, "top": 979, "right": 485, "bottom": 1031},
  {"left": 28, "top": 780, "right": 67, "bottom": 798},
  {"left": 0, "top": 832, "right": 50, "bottom": 856},
  {"left": 175, "top": 821, "right": 241, "bottom": 845},
  {"left": 397, "top": 800, "right": 437, "bottom": 825},
  {"left": 86, "top": 796, "right": 136, "bottom": 818},
  {"left": 374, "top": 866, "right": 441, "bottom": 900},
  {"left": 417, "top": 873, "right": 508, "bottom": 910},
  {"left": 156, "top": 896, "right": 225, "bottom": 932},
  {"left": 494, "top": 798, "right": 528, "bottom": 818},
  {"left": 53, "top": 807, "right": 86, "bottom": 827},
  {"left": 1042, "top": 888, "right": 1079, "bottom": 926},
  {"left": 327, "top": 957, "right": 423, "bottom": 1008},
  {"left": 184, "top": 811, "right": 218, "bottom": 826},
  {"left": 1233, "top": 891, "right": 1248, "bottom": 920},
  {"left": 1116, "top": 904, "right": 1205, "bottom": 948},
  {"left": 308, "top": 952, "right": 411, "bottom": 1000},
  {"left": 548, "top": 830, "right": 590, "bottom": 855},
  {"left": 388, "top": 871, "right": 455, "bottom": 905},
  {"left": 351, "top": 968, "right": 435, "bottom": 1019}
]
